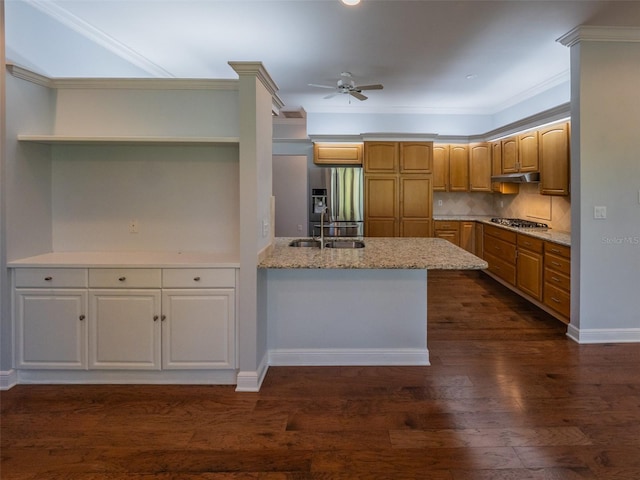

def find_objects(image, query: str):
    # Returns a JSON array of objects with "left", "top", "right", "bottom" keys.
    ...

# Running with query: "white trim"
[
  {"left": 268, "top": 348, "right": 430, "bottom": 366},
  {"left": 566, "top": 325, "right": 640, "bottom": 344},
  {"left": 14, "top": 369, "right": 237, "bottom": 385},
  {"left": 235, "top": 353, "right": 269, "bottom": 392},
  {"left": 558, "top": 26, "right": 640, "bottom": 48},
  {"left": 0, "top": 370, "right": 18, "bottom": 390},
  {"left": 27, "top": 0, "right": 175, "bottom": 77}
]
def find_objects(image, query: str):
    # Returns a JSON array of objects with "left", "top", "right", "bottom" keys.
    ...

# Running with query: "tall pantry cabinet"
[{"left": 364, "top": 141, "right": 433, "bottom": 237}]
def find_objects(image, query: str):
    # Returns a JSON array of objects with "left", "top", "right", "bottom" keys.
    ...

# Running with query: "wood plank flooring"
[{"left": 2, "top": 270, "right": 639, "bottom": 479}]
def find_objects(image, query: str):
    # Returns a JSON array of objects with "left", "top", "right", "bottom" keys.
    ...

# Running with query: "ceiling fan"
[{"left": 309, "top": 72, "right": 383, "bottom": 101}]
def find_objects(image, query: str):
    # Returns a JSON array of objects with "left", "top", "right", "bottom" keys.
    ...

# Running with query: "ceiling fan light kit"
[{"left": 340, "top": 0, "right": 361, "bottom": 6}]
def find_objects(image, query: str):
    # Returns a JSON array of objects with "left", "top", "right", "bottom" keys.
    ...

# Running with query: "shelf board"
[{"left": 17, "top": 135, "right": 240, "bottom": 146}]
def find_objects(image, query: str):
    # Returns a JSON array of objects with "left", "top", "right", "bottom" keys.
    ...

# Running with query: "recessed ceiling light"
[{"left": 341, "top": 0, "right": 361, "bottom": 5}]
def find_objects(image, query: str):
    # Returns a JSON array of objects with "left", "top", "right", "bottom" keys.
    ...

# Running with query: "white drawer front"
[
  {"left": 89, "top": 269, "right": 162, "bottom": 288},
  {"left": 15, "top": 268, "right": 88, "bottom": 288},
  {"left": 162, "top": 268, "right": 236, "bottom": 288}
]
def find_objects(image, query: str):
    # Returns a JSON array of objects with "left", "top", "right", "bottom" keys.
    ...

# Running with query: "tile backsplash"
[{"left": 433, "top": 185, "right": 571, "bottom": 233}]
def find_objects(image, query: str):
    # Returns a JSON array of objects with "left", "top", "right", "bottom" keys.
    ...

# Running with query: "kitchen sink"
[
  {"left": 324, "top": 240, "right": 365, "bottom": 249},
  {"left": 288, "top": 239, "right": 365, "bottom": 249}
]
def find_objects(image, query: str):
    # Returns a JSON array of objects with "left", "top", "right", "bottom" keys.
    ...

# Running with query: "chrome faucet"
[{"left": 312, "top": 194, "right": 328, "bottom": 249}]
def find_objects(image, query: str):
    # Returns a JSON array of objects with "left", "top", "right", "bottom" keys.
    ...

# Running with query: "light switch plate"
[{"left": 594, "top": 206, "right": 607, "bottom": 219}]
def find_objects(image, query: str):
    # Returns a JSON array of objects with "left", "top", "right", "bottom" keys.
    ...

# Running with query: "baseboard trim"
[
  {"left": 0, "top": 370, "right": 18, "bottom": 390},
  {"left": 268, "top": 348, "right": 430, "bottom": 366},
  {"left": 235, "top": 353, "right": 269, "bottom": 392},
  {"left": 567, "top": 324, "right": 640, "bottom": 344}
]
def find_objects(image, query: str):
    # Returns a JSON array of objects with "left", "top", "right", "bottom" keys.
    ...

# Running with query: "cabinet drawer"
[
  {"left": 545, "top": 242, "right": 570, "bottom": 259},
  {"left": 544, "top": 253, "right": 571, "bottom": 276},
  {"left": 15, "top": 268, "right": 88, "bottom": 288},
  {"left": 89, "top": 269, "right": 162, "bottom": 288},
  {"left": 544, "top": 267, "right": 570, "bottom": 291},
  {"left": 544, "top": 283, "right": 570, "bottom": 320},
  {"left": 485, "top": 252, "right": 516, "bottom": 286},
  {"left": 517, "top": 234, "right": 544, "bottom": 253},
  {"left": 434, "top": 220, "right": 460, "bottom": 232},
  {"left": 484, "top": 236, "right": 516, "bottom": 262},
  {"left": 162, "top": 268, "right": 236, "bottom": 288},
  {"left": 484, "top": 224, "right": 517, "bottom": 244}
]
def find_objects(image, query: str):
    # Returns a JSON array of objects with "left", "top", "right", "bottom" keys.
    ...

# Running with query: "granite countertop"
[
  {"left": 258, "top": 237, "right": 488, "bottom": 270},
  {"left": 434, "top": 215, "right": 571, "bottom": 247}
]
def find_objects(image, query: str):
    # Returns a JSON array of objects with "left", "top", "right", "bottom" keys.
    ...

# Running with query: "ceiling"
[{"left": 5, "top": 1, "right": 640, "bottom": 116}]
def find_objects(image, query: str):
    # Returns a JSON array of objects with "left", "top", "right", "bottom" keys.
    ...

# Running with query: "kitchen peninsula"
[{"left": 259, "top": 237, "right": 487, "bottom": 366}]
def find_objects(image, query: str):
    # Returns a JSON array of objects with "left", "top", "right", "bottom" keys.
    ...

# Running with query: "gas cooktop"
[{"left": 490, "top": 218, "right": 549, "bottom": 229}]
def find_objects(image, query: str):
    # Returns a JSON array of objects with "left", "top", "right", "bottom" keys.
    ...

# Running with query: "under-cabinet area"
[{"left": 11, "top": 262, "right": 238, "bottom": 384}]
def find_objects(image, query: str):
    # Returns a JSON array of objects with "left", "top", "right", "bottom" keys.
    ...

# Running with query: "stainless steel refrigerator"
[{"left": 308, "top": 166, "right": 364, "bottom": 237}]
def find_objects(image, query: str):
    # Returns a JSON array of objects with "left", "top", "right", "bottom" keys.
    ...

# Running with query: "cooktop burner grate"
[{"left": 490, "top": 218, "right": 549, "bottom": 229}]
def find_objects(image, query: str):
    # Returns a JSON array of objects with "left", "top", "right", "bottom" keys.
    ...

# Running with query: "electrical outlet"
[
  {"left": 594, "top": 206, "right": 607, "bottom": 219},
  {"left": 129, "top": 219, "right": 139, "bottom": 234},
  {"left": 437, "top": 200, "right": 443, "bottom": 207},
  {"left": 297, "top": 224, "right": 303, "bottom": 232},
  {"left": 262, "top": 219, "right": 269, "bottom": 237}
]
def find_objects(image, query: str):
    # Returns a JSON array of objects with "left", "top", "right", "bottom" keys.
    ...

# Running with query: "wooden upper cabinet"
[
  {"left": 448, "top": 144, "right": 469, "bottom": 192},
  {"left": 539, "top": 122, "right": 570, "bottom": 196},
  {"left": 432, "top": 144, "right": 449, "bottom": 191},
  {"left": 502, "top": 136, "right": 519, "bottom": 173},
  {"left": 491, "top": 140, "right": 519, "bottom": 194},
  {"left": 518, "top": 130, "right": 539, "bottom": 172},
  {"left": 313, "top": 143, "right": 363, "bottom": 165},
  {"left": 399, "top": 142, "right": 433, "bottom": 174},
  {"left": 469, "top": 143, "right": 491, "bottom": 192},
  {"left": 364, "top": 142, "right": 398, "bottom": 173}
]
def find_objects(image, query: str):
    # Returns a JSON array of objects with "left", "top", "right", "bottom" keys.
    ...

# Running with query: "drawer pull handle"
[
  {"left": 551, "top": 297, "right": 561, "bottom": 303},
  {"left": 551, "top": 276, "right": 561, "bottom": 282},
  {"left": 551, "top": 261, "right": 561, "bottom": 267},
  {"left": 161, "top": 315, "right": 166, "bottom": 321},
  {"left": 44, "top": 276, "right": 53, "bottom": 281},
  {"left": 153, "top": 315, "right": 159, "bottom": 322},
  {"left": 118, "top": 276, "right": 126, "bottom": 282},
  {"left": 194, "top": 276, "right": 201, "bottom": 282},
  {"left": 550, "top": 248, "right": 560, "bottom": 254},
  {"left": 79, "top": 314, "right": 85, "bottom": 321}
]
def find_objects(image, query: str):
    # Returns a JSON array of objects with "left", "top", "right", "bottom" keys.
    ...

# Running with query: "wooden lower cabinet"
[
  {"left": 433, "top": 220, "right": 475, "bottom": 254},
  {"left": 483, "top": 225, "right": 517, "bottom": 286},
  {"left": 516, "top": 234, "right": 544, "bottom": 301},
  {"left": 543, "top": 242, "right": 571, "bottom": 322},
  {"left": 400, "top": 176, "right": 433, "bottom": 237},
  {"left": 365, "top": 175, "right": 398, "bottom": 236}
]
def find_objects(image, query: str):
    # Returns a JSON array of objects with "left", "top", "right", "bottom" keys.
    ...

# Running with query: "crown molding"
[
  {"left": 6, "top": 64, "right": 53, "bottom": 88},
  {"left": 558, "top": 25, "right": 640, "bottom": 47},
  {"left": 228, "top": 61, "right": 283, "bottom": 109},
  {"left": 28, "top": 0, "right": 174, "bottom": 77}
]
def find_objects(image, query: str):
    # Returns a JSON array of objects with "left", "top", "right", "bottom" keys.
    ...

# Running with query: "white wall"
[
  {"left": 272, "top": 155, "right": 308, "bottom": 237},
  {"left": 570, "top": 38, "right": 640, "bottom": 340},
  {"left": 51, "top": 144, "right": 239, "bottom": 254}
]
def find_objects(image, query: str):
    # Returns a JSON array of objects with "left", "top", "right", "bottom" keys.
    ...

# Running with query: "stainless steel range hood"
[{"left": 490, "top": 172, "right": 540, "bottom": 183}]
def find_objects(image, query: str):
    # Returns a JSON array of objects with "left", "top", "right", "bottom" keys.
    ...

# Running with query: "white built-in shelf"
[{"left": 17, "top": 135, "right": 240, "bottom": 146}]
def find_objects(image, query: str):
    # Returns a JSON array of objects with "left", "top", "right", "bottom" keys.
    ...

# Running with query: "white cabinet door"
[
  {"left": 15, "top": 289, "right": 88, "bottom": 369},
  {"left": 161, "top": 289, "right": 235, "bottom": 369},
  {"left": 89, "top": 289, "right": 161, "bottom": 370}
]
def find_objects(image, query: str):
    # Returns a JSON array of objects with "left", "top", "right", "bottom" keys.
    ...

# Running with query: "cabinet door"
[
  {"left": 448, "top": 145, "right": 469, "bottom": 191},
  {"left": 89, "top": 289, "right": 161, "bottom": 370},
  {"left": 469, "top": 143, "right": 491, "bottom": 192},
  {"left": 364, "top": 142, "right": 398, "bottom": 173},
  {"left": 313, "top": 143, "right": 363, "bottom": 165},
  {"left": 491, "top": 140, "right": 519, "bottom": 194},
  {"left": 518, "top": 130, "right": 539, "bottom": 172},
  {"left": 162, "top": 289, "right": 235, "bottom": 369},
  {"left": 539, "top": 122, "right": 570, "bottom": 196},
  {"left": 15, "top": 289, "right": 87, "bottom": 369},
  {"left": 502, "top": 136, "right": 518, "bottom": 173},
  {"left": 365, "top": 175, "right": 398, "bottom": 237},
  {"left": 432, "top": 144, "right": 449, "bottom": 191},
  {"left": 459, "top": 222, "right": 475, "bottom": 253},
  {"left": 474, "top": 222, "right": 484, "bottom": 258},
  {"left": 517, "top": 249, "right": 543, "bottom": 300},
  {"left": 400, "top": 142, "right": 432, "bottom": 174},
  {"left": 399, "top": 176, "right": 432, "bottom": 237}
]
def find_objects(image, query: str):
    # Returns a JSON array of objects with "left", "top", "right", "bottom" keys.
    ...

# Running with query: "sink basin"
[
  {"left": 288, "top": 239, "right": 322, "bottom": 248},
  {"left": 324, "top": 240, "right": 365, "bottom": 249}
]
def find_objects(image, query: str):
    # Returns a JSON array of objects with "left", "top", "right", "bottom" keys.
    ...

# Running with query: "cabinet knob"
[
  {"left": 153, "top": 315, "right": 159, "bottom": 322},
  {"left": 44, "top": 276, "right": 53, "bottom": 281},
  {"left": 161, "top": 315, "right": 166, "bottom": 321},
  {"left": 118, "top": 276, "right": 126, "bottom": 282},
  {"left": 193, "top": 276, "right": 201, "bottom": 282},
  {"left": 79, "top": 314, "right": 85, "bottom": 321}
]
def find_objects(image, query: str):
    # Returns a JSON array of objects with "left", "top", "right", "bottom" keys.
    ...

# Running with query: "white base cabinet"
[{"left": 12, "top": 266, "right": 237, "bottom": 379}]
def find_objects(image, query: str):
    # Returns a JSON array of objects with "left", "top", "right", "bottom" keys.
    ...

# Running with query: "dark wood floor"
[{"left": 2, "top": 270, "right": 639, "bottom": 479}]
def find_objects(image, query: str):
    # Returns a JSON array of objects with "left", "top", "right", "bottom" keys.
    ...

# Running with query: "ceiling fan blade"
[
  {"left": 309, "top": 83, "right": 336, "bottom": 89},
  {"left": 323, "top": 93, "right": 340, "bottom": 99},
  {"left": 350, "top": 91, "right": 368, "bottom": 101},
  {"left": 355, "top": 84, "right": 384, "bottom": 91}
]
